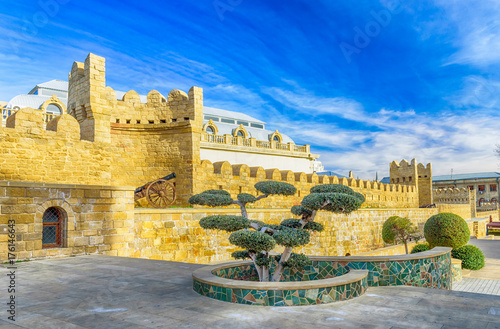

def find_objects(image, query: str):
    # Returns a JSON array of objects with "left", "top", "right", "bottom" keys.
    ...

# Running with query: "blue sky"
[{"left": 1, "top": 0, "right": 500, "bottom": 179}]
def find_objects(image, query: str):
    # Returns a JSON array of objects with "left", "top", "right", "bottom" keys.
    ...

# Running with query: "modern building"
[
  {"left": 433, "top": 172, "right": 500, "bottom": 208},
  {"left": 2, "top": 80, "right": 68, "bottom": 124}
]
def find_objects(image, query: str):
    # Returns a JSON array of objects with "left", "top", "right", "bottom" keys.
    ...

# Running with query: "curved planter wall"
[{"left": 192, "top": 247, "right": 452, "bottom": 306}]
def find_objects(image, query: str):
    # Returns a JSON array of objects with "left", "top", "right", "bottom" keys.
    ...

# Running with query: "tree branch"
[
  {"left": 255, "top": 194, "right": 269, "bottom": 201},
  {"left": 233, "top": 200, "right": 248, "bottom": 218}
]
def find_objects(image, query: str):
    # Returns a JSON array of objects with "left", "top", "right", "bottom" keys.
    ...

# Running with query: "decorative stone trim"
[{"left": 35, "top": 199, "right": 76, "bottom": 231}]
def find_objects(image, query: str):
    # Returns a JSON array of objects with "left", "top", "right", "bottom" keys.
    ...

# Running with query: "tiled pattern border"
[{"left": 193, "top": 247, "right": 452, "bottom": 306}]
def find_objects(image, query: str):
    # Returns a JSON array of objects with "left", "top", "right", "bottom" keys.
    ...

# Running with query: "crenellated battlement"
[
  {"left": 2, "top": 107, "right": 81, "bottom": 139},
  {"left": 195, "top": 159, "right": 418, "bottom": 208},
  {"left": 433, "top": 188, "right": 474, "bottom": 204}
]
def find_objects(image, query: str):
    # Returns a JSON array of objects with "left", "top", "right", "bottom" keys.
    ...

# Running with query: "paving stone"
[{"left": 1, "top": 255, "right": 500, "bottom": 328}]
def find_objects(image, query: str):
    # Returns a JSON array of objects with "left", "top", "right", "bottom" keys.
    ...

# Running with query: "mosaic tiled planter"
[{"left": 192, "top": 247, "right": 452, "bottom": 306}]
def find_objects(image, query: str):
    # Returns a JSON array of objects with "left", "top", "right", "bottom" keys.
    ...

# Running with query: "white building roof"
[
  {"left": 29, "top": 80, "right": 68, "bottom": 94},
  {"left": 204, "top": 106, "right": 266, "bottom": 125},
  {"left": 6, "top": 94, "right": 66, "bottom": 110}
]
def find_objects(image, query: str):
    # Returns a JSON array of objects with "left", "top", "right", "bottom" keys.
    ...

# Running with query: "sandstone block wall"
[
  {"left": 0, "top": 181, "right": 135, "bottom": 262},
  {"left": 437, "top": 204, "right": 473, "bottom": 221},
  {"left": 133, "top": 207, "right": 438, "bottom": 264}
]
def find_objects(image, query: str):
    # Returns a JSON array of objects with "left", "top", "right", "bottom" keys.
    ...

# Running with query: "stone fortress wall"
[
  {"left": 195, "top": 160, "right": 419, "bottom": 209},
  {"left": 0, "top": 53, "right": 478, "bottom": 263}
]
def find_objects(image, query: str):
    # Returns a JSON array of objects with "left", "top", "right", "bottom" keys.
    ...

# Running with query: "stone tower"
[
  {"left": 67, "top": 53, "right": 111, "bottom": 143},
  {"left": 390, "top": 158, "right": 433, "bottom": 207}
]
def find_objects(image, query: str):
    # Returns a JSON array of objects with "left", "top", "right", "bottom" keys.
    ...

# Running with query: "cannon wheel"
[{"left": 146, "top": 179, "right": 176, "bottom": 208}]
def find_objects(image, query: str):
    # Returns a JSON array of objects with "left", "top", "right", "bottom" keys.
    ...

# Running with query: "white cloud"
[
  {"left": 434, "top": 0, "right": 500, "bottom": 67},
  {"left": 262, "top": 86, "right": 365, "bottom": 121},
  {"left": 256, "top": 86, "right": 500, "bottom": 180}
]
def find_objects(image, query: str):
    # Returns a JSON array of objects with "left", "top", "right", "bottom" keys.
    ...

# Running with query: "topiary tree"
[
  {"left": 189, "top": 182, "right": 365, "bottom": 282},
  {"left": 382, "top": 216, "right": 422, "bottom": 254},
  {"left": 424, "top": 213, "right": 470, "bottom": 249},
  {"left": 451, "top": 245, "right": 485, "bottom": 270}
]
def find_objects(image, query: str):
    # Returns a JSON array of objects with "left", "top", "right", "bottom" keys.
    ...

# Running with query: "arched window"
[
  {"left": 237, "top": 130, "right": 244, "bottom": 137},
  {"left": 45, "top": 104, "right": 62, "bottom": 115},
  {"left": 273, "top": 135, "right": 280, "bottom": 142},
  {"left": 479, "top": 198, "right": 485, "bottom": 206},
  {"left": 42, "top": 207, "right": 64, "bottom": 248},
  {"left": 206, "top": 126, "right": 215, "bottom": 134},
  {"left": 491, "top": 198, "right": 497, "bottom": 204}
]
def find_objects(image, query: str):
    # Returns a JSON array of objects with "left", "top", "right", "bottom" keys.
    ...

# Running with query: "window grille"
[{"left": 42, "top": 207, "right": 63, "bottom": 248}]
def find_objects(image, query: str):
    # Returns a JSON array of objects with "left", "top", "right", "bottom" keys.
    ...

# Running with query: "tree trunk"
[
  {"left": 249, "top": 252, "right": 263, "bottom": 281},
  {"left": 271, "top": 247, "right": 292, "bottom": 282},
  {"left": 262, "top": 266, "right": 269, "bottom": 282},
  {"left": 404, "top": 240, "right": 408, "bottom": 254}
]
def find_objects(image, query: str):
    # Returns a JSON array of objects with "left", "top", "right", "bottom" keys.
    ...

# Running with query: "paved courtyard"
[{"left": 1, "top": 255, "right": 500, "bottom": 329}]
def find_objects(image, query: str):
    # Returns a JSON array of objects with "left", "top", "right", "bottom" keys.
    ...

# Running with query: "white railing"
[
  {"left": 203, "top": 133, "right": 308, "bottom": 153},
  {"left": 294, "top": 145, "right": 307, "bottom": 152},
  {"left": 276, "top": 142, "right": 288, "bottom": 150},
  {"left": 256, "top": 140, "right": 271, "bottom": 149}
]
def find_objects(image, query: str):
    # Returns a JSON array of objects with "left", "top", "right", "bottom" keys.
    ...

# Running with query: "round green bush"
[
  {"left": 451, "top": 245, "right": 485, "bottom": 270},
  {"left": 424, "top": 213, "right": 470, "bottom": 248},
  {"left": 410, "top": 242, "right": 430, "bottom": 254}
]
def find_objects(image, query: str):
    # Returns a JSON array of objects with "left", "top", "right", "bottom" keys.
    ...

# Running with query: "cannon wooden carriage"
[{"left": 134, "top": 173, "right": 177, "bottom": 208}]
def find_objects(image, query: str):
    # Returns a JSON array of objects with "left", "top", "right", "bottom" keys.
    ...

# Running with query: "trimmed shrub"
[
  {"left": 229, "top": 230, "right": 276, "bottom": 252},
  {"left": 301, "top": 192, "right": 363, "bottom": 214},
  {"left": 199, "top": 215, "right": 250, "bottom": 232},
  {"left": 188, "top": 192, "right": 233, "bottom": 207},
  {"left": 254, "top": 181, "right": 296, "bottom": 195},
  {"left": 424, "top": 213, "right": 470, "bottom": 249},
  {"left": 410, "top": 242, "right": 430, "bottom": 254},
  {"left": 273, "top": 228, "right": 310, "bottom": 247},
  {"left": 237, "top": 193, "right": 257, "bottom": 203},
  {"left": 291, "top": 205, "right": 313, "bottom": 217},
  {"left": 452, "top": 245, "right": 485, "bottom": 270},
  {"left": 281, "top": 253, "right": 311, "bottom": 271},
  {"left": 279, "top": 219, "right": 324, "bottom": 232}
]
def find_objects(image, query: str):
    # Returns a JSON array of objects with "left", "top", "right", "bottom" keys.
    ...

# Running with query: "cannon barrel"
[{"left": 135, "top": 173, "right": 176, "bottom": 194}]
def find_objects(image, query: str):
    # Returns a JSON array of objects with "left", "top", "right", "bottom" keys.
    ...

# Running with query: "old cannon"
[{"left": 134, "top": 173, "right": 177, "bottom": 208}]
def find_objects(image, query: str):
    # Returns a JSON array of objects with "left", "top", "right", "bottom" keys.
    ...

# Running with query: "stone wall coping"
[
  {"left": 468, "top": 217, "right": 493, "bottom": 222},
  {"left": 312, "top": 247, "right": 451, "bottom": 262},
  {"left": 135, "top": 207, "right": 434, "bottom": 214},
  {"left": 0, "top": 181, "right": 135, "bottom": 191},
  {"left": 451, "top": 258, "right": 462, "bottom": 265},
  {"left": 192, "top": 260, "right": 368, "bottom": 290}
]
